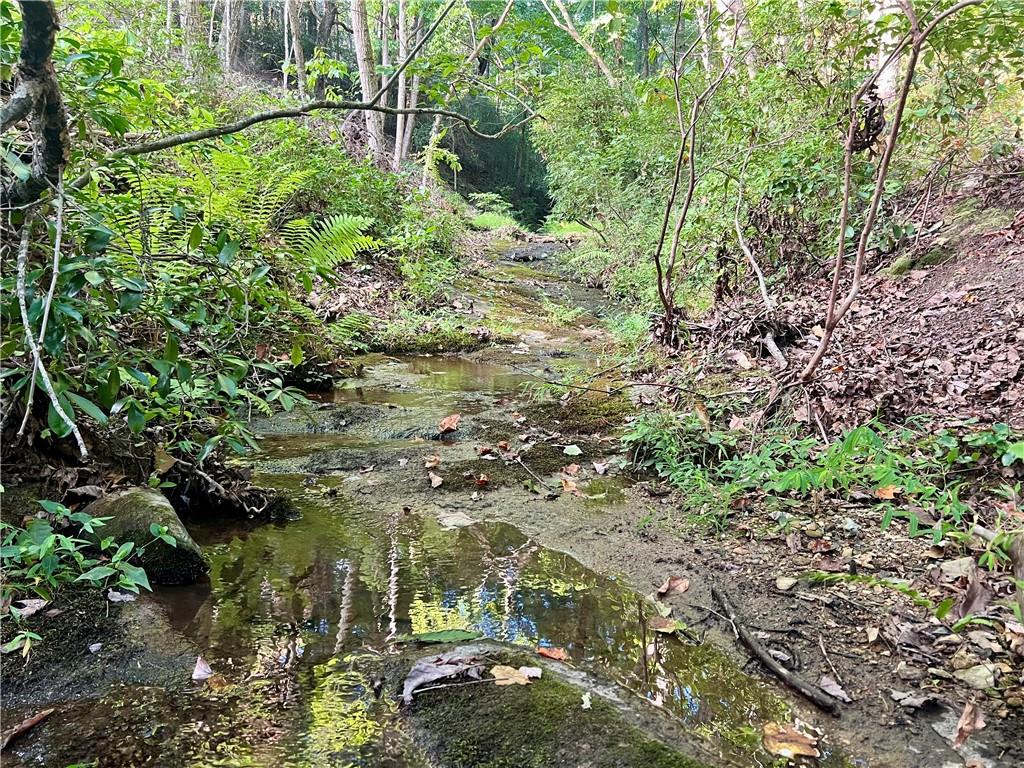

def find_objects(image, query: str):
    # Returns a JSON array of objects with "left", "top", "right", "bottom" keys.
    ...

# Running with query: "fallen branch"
[
  {"left": 0, "top": 707, "right": 55, "bottom": 750},
  {"left": 711, "top": 586, "right": 841, "bottom": 715}
]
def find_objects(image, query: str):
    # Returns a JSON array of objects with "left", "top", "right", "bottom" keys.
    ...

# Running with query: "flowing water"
[{"left": 5, "top": 243, "right": 850, "bottom": 767}]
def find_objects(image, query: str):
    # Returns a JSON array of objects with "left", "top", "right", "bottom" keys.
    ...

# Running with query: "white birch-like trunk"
[{"left": 392, "top": 0, "right": 408, "bottom": 169}]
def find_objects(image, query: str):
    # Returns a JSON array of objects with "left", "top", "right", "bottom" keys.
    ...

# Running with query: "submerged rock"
[
  {"left": 84, "top": 488, "right": 207, "bottom": 585},
  {"left": 393, "top": 641, "right": 718, "bottom": 768}
]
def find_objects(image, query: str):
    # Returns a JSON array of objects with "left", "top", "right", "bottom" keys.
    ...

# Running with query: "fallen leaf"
[
  {"left": 762, "top": 722, "right": 819, "bottom": 759},
  {"left": 866, "top": 626, "right": 880, "bottom": 643},
  {"left": 428, "top": 472, "right": 444, "bottom": 488},
  {"left": 537, "top": 646, "right": 568, "bottom": 661},
  {"left": 648, "top": 616, "right": 679, "bottom": 634},
  {"left": 192, "top": 656, "right": 213, "bottom": 681},
  {"left": 424, "top": 454, "right": 441, "bottom": 468},
  {"left": 730, "top": 349, "right": 754, "bottom": 370},
  {"left": 818, "top": 675, "right": 852, "bottom": 703},
  {"left": 437, "top": 510, "right": 476, "bottom": 528},
  {"left": 874, "top": 485, "right": 901, "bottom": 500},
  {"left": 581, "top": 692, "right": 592, "bottom": 709},
  {"left": 656, "top": 576, "right": 690, "bottom": 598},
  {"left": 953, "top": 700, "right": 986, "bottom": 749},
  {"left": 592, "top": 460, "right": 609, "bottom": 475},
  {"left": 13, "top": 599, "right": 48, "bottom": 618},
  {"left": 561, "top": 477, "right": 579, "bottom": 494},
  {"left": 439, "top": 414, "right": 461, "bottom": 434},
  {"left": 562, "top": 463, "right": 580, "bottom": 476},
  {"left": 562, "top": 444, "right": 582, "bottom": 456},
  {"left": 498, "top": 440, "right": 510, "bottom": 451},
  {"left": 403, "top": 650, "right": 483, "bottom": 702},
  {"left": 106, "top": 590, "right": 137, "bottom": 603},
  {"left": 491, "top": 664, "right": 533, "bottom": 686},
  {"left": 88, "top": 642, "right": 102, "bottom": 654},
  {"left": 476, "top": 473, "right": 489, "bottom": 487},
  {"left": 520, "top": 666, "right": 542, "bottom": 679}
]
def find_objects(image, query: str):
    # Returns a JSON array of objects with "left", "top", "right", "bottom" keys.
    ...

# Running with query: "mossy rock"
[
  {"left": 397, "top": 642, "right": 716, "bottom": 768},
  {"left": 84, "top": 488, "right": 207, "bottom": 585}
]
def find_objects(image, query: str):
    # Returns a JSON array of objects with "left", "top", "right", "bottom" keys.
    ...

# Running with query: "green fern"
[
  {"left": 281, "top": 214, "right": 378, "bottom": 274},
  {"left": 326, "top": 313, "right": 373, "bottom": 347}
]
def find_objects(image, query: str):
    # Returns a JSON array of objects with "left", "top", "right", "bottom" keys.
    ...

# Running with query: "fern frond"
[{"left": 281, "top": 214, "right": 378, "bottom": 274}]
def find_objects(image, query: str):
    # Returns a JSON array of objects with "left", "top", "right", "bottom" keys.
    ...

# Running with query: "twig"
[
  {"left": 15, "top": 219, "right": 87, "bottom": 457},
  {"left": 712, "top": 586, "right": 841, "bottom": 715},
  {"left": 411, "top": 677, "right": 494, "bottom": 697},
  {"left": 516, "top": 457, "right": 556, "bottom": 490},
  {"left": 19, "top": 181, "right": 64, "bottom": 435},
  {"left": 818, "top": 634, "right": 843, "bottom": 686}
]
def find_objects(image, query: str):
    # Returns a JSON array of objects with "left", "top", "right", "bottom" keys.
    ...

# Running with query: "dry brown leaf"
[
  {"left": 762, "top": 722, "right": 819, "bottom": 759},
  {"left": 647, "top": 616, "right": 679, "bottom": 634},
  {"left": 561, "top": 477, "right": 579, "bottom": 494},
  {"left": 874, "top": 485, "right": 900, "bottom": 500},
  {"left": 491, "top": 664, "right": 533, "bottom": 686},
  {"left": 656, "top": 576, "right": 690, "bottom": 598},
  {"left": 439, "top": 414, "right": 461, "bottom": 434},
  {"left": 476, "top": 474, "right": 489, "bottom": 487},
  {"left": 424, "top": 454, "right": 441, "bottom": 468},
  {"left": 428, "top": 472, "right": 444, "bottom": 488},
  {"left": 953, "top": 700, "right": 986, "bottom": 749},
  {"left": 561, "top": 463, "right": 580, "bottom": 476},
  {"left": 537, "top": 646, "right": 569, "bottom": 661},
  {"left": 13, "top": 599, "right": 48, "bottom": 618}
]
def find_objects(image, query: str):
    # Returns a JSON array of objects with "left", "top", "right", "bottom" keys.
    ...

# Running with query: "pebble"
[
  {"left": 804, "top": 523, "right": 824, "bottom": 538},
  {"left": 896, "top": 660, "right": 926, "bottom": 683},
  {"left": 775, "top": 576, "right": 798, "bottom": 591},
  {"left": 953, "top": 663, "right": 997, "bottom": 690}
]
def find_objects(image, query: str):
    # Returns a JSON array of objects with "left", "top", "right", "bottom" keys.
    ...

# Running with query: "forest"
[{"left": 1, "top": 0, "right": 1023, "bottom": 765}]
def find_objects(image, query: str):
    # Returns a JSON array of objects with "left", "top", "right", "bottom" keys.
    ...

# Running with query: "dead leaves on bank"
[
  {"left": 656, "top": 576, "right": 690, "bottom": 598},
  {"left": 401, "top": 649, "right": 542, "bottom": 703},
  {"left": 762, "top": 721, "right": 820, "bottom": 759},
  {"left": 438, "top": 413, "right": 461, "bottom": 434}
]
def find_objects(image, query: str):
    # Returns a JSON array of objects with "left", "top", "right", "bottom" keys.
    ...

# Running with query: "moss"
[
  {"left": 531, "top": 394, "right": 634, "bottom": 435},
  {"left": 405, "top": 651, "right": 709, "bottom": 768}
]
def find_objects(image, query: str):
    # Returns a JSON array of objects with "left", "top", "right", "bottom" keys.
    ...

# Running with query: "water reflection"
[{"left": 156, "top": 483, "right": 785, "bottom": 765}]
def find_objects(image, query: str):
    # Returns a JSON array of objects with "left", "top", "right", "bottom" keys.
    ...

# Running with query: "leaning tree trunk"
[{"left": 351, "top": 0, "right": 385, "bottom": 159}]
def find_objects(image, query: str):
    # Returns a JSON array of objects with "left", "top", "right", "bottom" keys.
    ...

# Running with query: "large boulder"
[{"left": 84, "top": 488, "right": 207, "bottom": 585}]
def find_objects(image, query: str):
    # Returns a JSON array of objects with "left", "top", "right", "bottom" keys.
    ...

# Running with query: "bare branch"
[{"left": 15, "top": 217, "right": 87, "bottom": 457}]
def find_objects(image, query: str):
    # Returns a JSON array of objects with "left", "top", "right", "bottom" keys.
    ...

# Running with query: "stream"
[{"left": 6, "top": 242, "right": 851, "bottom": 767}]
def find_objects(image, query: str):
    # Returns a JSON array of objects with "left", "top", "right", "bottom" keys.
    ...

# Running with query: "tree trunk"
[
  {"left": 400, "top": 15, "right": 423, "bottom": 162},
  {"left": 286, "top": 0, "right": 306, "bottom": 97},
  {"left": 313, "top": 0, "right": 338, "bottom": 97},
  {"left": 282, "top": 1, "right": 291, "bottom": 89},
  {"left": 715, "top": 0, "right": 756, "bottom": 77},
  {"left": 351, "top": 0, "right": 384, "bottom": 158},
  {"left": 392, "top": 0, "right": 408, "bottom": 169},
  {"left": 697, "top": 0, "right": 713, "bottom": 73},
  {"left": 871, "top": 0, "right": 902, "bottom": 103},
  {"left": 218, "top": 0, "right": 246, "bottom": 72},
  {"left": 636, "top": 3, "right": 650, "bottom": 77}
]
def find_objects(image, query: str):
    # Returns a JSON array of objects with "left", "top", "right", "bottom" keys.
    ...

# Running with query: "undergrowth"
[{"left": 625, "top": 411, "right": 1024, "bottom": 549}]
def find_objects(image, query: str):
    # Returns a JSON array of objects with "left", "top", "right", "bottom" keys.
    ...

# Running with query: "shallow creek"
[{"left": 6, "top": 244, "right": 853, "bottom": 767}]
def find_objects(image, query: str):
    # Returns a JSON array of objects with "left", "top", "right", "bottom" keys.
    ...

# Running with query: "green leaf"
[
  {"left": 290, "top": 341, "right": 304, "bottom": 367},
  {"left": 77, "top": 565, "right": 116, "bottom": 582},
  {"left": 218, "top": 240, "right": 240, "bottom": 265},
  {"left": 112, "top": 541, "right": 134, "bottom": 563},
  {"left": 117, "top": 562, "right": 151, "bottom": 592},
  {"left": 187, "top": 222, "right": 204, "bottom": 250},
  {"left": 65, "top": 392, "right": 108, "bottom": 425},
  {"left": 562, "top": 444, "right": 583, "bottom": 456},
  {"left": 216, "top": 373, "right": 237, "bottom": 397},
  {"left": 126, "top": 403, "right": 146, "bottom": 434}
]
